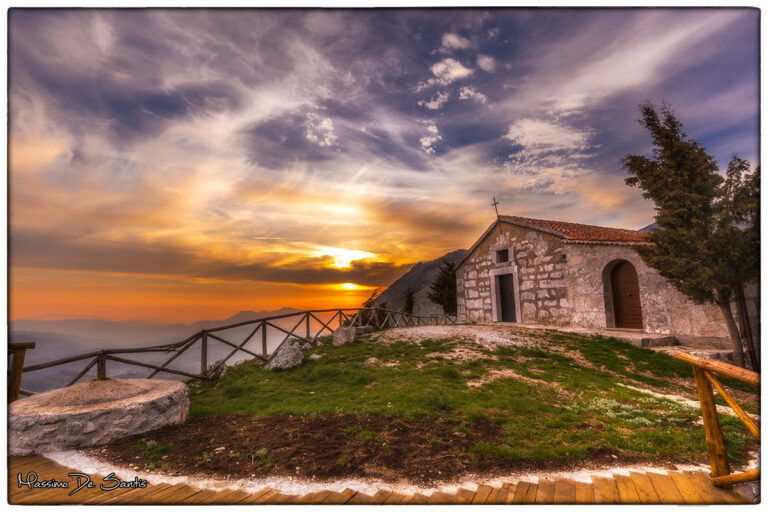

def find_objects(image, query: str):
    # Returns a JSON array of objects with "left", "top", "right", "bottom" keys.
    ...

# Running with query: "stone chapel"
[{"left": 456, "top": 215, "right": 753, "bottom": 341}]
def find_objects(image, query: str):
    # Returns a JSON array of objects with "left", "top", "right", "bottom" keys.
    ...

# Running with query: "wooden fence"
[
  {"left": 673, "top": 352, "right": 760, "bottom": 488},
  {"left": 10, "top": 308, "right": 456, "bottom": 398}
]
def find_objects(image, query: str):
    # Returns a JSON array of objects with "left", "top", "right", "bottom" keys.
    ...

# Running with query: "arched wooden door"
[{"left": 610, "top": 261, "right": 643, "bottom": 329}]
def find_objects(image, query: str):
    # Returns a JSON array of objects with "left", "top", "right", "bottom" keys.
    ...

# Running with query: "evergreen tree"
[
  {"left": 402, "top": 288, "right": 415, "bottom": 315},
  {"left": 623, "top": 102, "right": 759, "bottom": 368},
  {"left": 428, "top": 259, "right": 457, "bottom": 316},
  {"left": 362, "top": 288, "right": 381, "bottom": 309}
]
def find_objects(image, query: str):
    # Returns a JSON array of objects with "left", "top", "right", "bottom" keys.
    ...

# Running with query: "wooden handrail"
[
  {"left": 674, "top": 351, "right": 760, "bottom": 488},
  {"left": 672, "top": 352, "right": 760, "bottom": 386}
]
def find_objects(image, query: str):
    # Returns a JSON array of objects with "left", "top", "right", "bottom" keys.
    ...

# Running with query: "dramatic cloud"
[
  {"left": 476, "top": 55, "right": 496, "bottom": 72},
  {"left": 441, "top": 32, "right": 472, "bottom": 50},
  {"left": 418, "top": 90, "right": 450, "bottom": 110},
  {"left": 458, "top": 86, "right": 487, "bottom": 104},
  {"left": 8, "top": 8, "right": 758, "bottom": 321},
  {"left": 419, "top": 122, "right": 442, "bottom": 154},
  {"left": 418, "top": 58, "right": 474, "bottom": 89}
]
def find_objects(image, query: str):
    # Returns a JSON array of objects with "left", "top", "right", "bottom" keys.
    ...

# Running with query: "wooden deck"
[{"left": 8, "top": 455, "right": 753, "bottom": 505}]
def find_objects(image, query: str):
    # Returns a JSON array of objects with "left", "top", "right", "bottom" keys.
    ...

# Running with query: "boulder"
[
  {"left": 333, "top": 326, "right": 357, "bottom": 346},
  {"left": 9, "top": 379, "right": 189, "bottom": 455},
  {"left": 266, "top": 344, "right": 303, "bottom": 371},
  {"left": 356, "top": 325, "right": 374, "bottom": 334},
  {"left": 208, "top": 360, "right": 226, "bottom": 378}
]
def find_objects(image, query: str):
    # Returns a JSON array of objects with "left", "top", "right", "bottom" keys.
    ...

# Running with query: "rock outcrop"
[
  {"left": 266, "top": 344, "right": 303, "bottom": 371},
  {"left": 333, "top": 326, "right": 356, "bottom": 346},
  {"left": 9, "top": 378, "right": 189, "bottom": 455}
]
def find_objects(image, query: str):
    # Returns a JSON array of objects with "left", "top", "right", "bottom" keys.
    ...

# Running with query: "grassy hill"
[{"left": 95, "top": 325, "right": 758, "bottom": 484}]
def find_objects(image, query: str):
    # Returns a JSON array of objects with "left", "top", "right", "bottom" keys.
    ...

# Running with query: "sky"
[{"left": 8, "top": 8, "right": 760, "bottom": 323}]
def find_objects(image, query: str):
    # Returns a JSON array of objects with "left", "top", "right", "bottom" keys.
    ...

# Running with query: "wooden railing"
[
  {"left": 673, "top": 352, "right": 760, "bottom": 488},
  {"left": 14, "top": 308, "right": 456, "bottom": 395}
]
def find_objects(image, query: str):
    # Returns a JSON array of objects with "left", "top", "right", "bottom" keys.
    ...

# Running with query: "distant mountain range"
[{"left": 373, "top": 249, "right": 467, "bottom": 316}]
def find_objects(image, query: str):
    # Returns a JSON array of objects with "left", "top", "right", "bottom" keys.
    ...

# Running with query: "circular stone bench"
[{"left": 9, "top": 378, "right": 189, "bottom": 456}]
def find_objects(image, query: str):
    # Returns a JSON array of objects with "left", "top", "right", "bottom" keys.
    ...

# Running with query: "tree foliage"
[
  {"left": 428, "top": 259, "right": 457, "bottom": 316},
  {"left": 357, "top": 288, "right": 381, "bottom": 326},
  {"left": 623, "top": 102, "right": 760, "bottom": 367},
  {"left": 361, "top": 288, "right": 381, "bottom": 309}
]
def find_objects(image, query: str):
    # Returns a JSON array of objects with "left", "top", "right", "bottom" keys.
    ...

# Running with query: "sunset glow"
[{"left": 8, "top": 9, "right": 758, "bottom": 323}]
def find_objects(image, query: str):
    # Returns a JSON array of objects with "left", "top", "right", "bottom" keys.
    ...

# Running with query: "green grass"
[{"left": 188, "top": 330, "right": 757, "bottom": 465}]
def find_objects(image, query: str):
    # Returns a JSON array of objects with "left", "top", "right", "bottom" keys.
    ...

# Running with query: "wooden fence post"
[
  {"left": 693, "top": 367, "right": 731, "bottom": 478},
  {"left": 261, "top": 322, "right": 268, "bottom": 357},
  {"left": 339, "top": 310, "right": 343, "bottom": 328},
  {"left": 8, "top": 343, "right": 34, "bottom": 402},
  {"left": 96, "top": 353, "right": 107, "bottom": 380},
  {"left": 306, "top": 313, "right": 311, "bottom": 340},
  {"left": 201, "top": 331, "right": 208, "bottom": 376}
]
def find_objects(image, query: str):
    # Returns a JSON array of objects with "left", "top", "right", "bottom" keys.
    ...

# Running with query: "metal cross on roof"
[{"left": 491, "top": 197, "right": 503, "bottom": 239}]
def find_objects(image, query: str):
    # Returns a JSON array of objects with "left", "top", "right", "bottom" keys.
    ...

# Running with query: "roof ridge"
[{"left": 499, "top": 215, "right": 646, "bottom": 237}]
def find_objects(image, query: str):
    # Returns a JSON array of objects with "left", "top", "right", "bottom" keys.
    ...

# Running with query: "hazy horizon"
[{"left": 9, "top": 8, "right": 759, "bottom": 323}]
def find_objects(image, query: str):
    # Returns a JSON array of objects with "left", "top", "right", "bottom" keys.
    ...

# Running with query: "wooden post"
[
  {"left": 693, "top": 367, "right": 731, "bottom": 478},
  {"left": 201, "top": 331, "right": 208, "bottom": 376},
  {"left": 96, "top": 353, "right": 107, "bottom": 380},
  {"left": 737, "top": 284, "right": 758, "bottom": 372},
  {"left": 261, "top": 322, "right": 268, "bottom": 357},
  {"left": 306, "top": 313, "right": 311, "bottom": 340},
  {"left": 339, "top": 310, "right": 343, "bottom": 328},
  {"left": 8, "top": 342, "right": 34, "bottom": 402}
]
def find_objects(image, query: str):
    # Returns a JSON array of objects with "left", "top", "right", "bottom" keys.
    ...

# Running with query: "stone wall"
[
  {"left": 563, "top": 243, "right": 729, "bottom": 338},
  {"left": 457, "top": 221, "right": 734, "bottom": 339},
  {"left": 457, "top": 223, "right": 569, "bottom": 324}
]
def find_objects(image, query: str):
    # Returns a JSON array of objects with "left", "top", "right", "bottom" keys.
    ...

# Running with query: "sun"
[
  {"left": 311, "top": 246, "right": 377, "bottom": 269},
  {"left": 340, "top": 282, "right": 359, "bottom": 290}
]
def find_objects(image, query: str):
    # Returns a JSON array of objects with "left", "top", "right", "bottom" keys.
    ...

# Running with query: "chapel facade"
[{"left": 456, "top": 216, "right": 739, "bottom": 339}]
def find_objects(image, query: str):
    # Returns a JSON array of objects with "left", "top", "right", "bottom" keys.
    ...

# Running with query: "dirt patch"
[
  {"left": 364, "top": 357, "right": 399, "bottom": 367},
  {"left": 89, "top": 414, "right": 696, "bottom": 486}
]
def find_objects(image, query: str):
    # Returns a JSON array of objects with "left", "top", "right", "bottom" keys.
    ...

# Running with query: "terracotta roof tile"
[{"left": 500, "top": 215, "right": 649, "bottom": 243}]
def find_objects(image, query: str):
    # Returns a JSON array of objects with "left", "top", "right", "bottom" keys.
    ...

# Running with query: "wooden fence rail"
[
  {"left": 672, "top": 352, "right": 760, "bottom": 488},
  {"left": 12, "top": 308, "right": 456, "bottom": 396}
]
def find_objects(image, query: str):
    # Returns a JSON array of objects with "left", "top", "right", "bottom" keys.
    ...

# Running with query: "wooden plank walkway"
[{"left": 8, "top": 455, "right": 753, "bottom": 505}]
